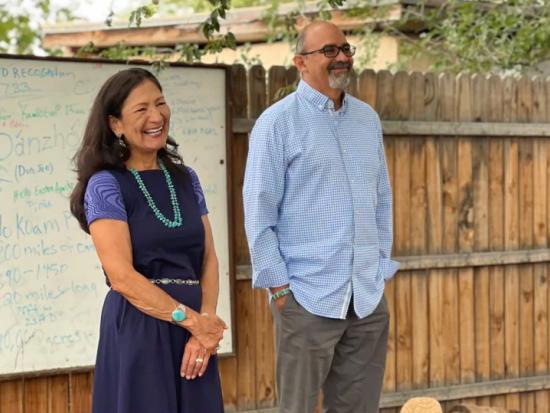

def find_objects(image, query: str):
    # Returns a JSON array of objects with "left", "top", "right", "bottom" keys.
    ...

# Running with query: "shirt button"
[{"left": 318, "top": 105, "right": 323, "bottom": 110}]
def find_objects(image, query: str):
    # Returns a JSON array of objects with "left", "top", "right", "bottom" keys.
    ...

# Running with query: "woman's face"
[{"left": 109, "top": 79, "right": 171, "bottom": 157}]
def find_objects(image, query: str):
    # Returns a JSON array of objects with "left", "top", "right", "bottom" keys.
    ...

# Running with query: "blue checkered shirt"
[{"left": 243, "top": 80, "right": 399, "bottom": 319}]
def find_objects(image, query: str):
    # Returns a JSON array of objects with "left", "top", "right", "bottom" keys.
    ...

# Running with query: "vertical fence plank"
[
  {"left": 248, "top": 66, "right": 276, "bottom": 408},
  {"left": 251, "top": 229, "right": 276, "bottom": 403},
  {"left": 502, "top": 76, "right": 521, "bottom": 412},
  {"left": 49, "top": 375, "right": 69, "bottom": 413},
  {"left": 358, "top": 69, "right": 377, "bottom": 108},
  {"left": 547, "top": 76, "right": 550, "bottom": 413},
  {"left": 267, "top": 66, "right": 287, "bottom": 105},
  {"left": 409, "top": 72, "right": 429, "bottom": 390},
  {"left": 377, "top": 70, "right": 397, "bottom": 401},
  {"left": 517, "top": 75, "right": 535, "bottom": 413},
  {"left": 69, "top": 372, "right": 92, "bottom": 413},
  {"left": 347, "top": 69, "right": 358, "bottom": 97},
  {"left": 285, "top": 66, "right": 298, "bottom": 85},
  {"left": 253, "top": 64, "right": 275, "bottom": 410},
  {"left": 532, "top": 76, "right": 549, "bottom": 413},
  {"left": 487, "top": 74, "right": 507, "bottom": 410},
  {"left": 383, "top": 134, "right": 397, "bottom": 413},
  {"left": 391, "top": 72, "right": 413, "bottom": 393},
  {"left": 232, "top": 64, "right": 256, "bottom": 411},
  {"left": 472, "top": 74, "right": 491, "bottom": 407},
  {"left": 393, "top": 71, "right": 411, "bottom": 121},
  {"left": 248, "top": 65, "right": 266, "bottom": 119},
  {"left": 424, "top": 71, "right": 445, "bottom": 390},
  {"left": 232, "top": 64, "right": 250, "bottom": 267},
  {"left": 0, "top": 380, "right": 23, "bottom": 413},
  {"left": 236, "top": 280, "right": 256, "bottom": 411},
  {"left": 376, "top": 70, "right": 394, "bottom": 119},
  {"left": 456, "top": 74, "right": 476, "bottom": 398},
  {"left": 219, "top": 358, "right": 237, "bottom": 411},
  {"left": 421, "top": 71, "right": 443, "bottom": 392},
  {"left": 24, "top": 378, "right": 48, "bottom": 413},
  {"left": 438, "top": 74, "right": 460, "bottom": 402},
  {"left": 249, "top": 66, "right": 276, "bottom": 408}
]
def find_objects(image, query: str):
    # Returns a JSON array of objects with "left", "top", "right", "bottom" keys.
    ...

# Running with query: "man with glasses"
[{"left": 243, "top": 21, "right": 399, "bottom": 413}]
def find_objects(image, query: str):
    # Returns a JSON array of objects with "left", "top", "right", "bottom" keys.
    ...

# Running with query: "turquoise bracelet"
[{"left": 271, "top": 288, "right": 290, "bottom": 301}]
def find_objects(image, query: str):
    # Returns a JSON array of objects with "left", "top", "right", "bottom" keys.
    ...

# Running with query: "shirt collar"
[{"left": 296, "top": 80, "right": 348, "bottom": 113}]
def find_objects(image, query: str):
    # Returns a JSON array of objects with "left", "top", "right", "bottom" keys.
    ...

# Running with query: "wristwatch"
[{"left": 171, "top": 304, "right": 187, "bottom": 324}]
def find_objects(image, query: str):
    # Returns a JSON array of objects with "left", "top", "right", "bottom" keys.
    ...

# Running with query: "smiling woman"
[
  {"left": 108, "top": 79, "right": 171, "bottom": 164},
  {"left": 69, "top": 68, "right": 227, "bottom": 413}
]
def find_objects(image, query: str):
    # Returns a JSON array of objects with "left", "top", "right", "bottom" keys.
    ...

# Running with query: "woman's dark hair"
[{"left": 70, "top": 67, "right": 188, "bottom": 233}]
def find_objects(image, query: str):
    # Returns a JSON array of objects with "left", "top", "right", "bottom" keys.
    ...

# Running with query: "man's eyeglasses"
[{"left": 300, "top": 44, "right": 356, "bottom": 58}]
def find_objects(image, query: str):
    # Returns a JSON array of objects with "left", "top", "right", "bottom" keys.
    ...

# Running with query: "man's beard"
[
  {"left": 327, "top": 62, "right": 352, "bottom": 90},
  {"left": 328, "top": 71, "right": 350, "bottom": 90}
]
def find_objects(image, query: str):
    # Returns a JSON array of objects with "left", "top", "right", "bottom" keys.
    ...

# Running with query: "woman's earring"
[{"left": 117, "top": 134, "right": 127, "bottom": 148}]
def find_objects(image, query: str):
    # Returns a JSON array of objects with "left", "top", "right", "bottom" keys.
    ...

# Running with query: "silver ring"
[{"left": 195, "top": 358, "right": 204, "bottom": 363}]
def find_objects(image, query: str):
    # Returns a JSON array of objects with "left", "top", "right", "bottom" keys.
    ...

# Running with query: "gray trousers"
[{"left": 271, "top": 293, "right": 389, "bottom": 413}]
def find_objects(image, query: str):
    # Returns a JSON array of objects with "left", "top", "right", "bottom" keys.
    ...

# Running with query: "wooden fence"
[{"left": 1, "top": 66, "right": 550, "bottom": 413}]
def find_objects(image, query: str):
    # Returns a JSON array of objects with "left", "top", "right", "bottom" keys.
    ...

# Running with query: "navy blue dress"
[{"left": 84, "top": 165, "right": 224, "bottom": 413}]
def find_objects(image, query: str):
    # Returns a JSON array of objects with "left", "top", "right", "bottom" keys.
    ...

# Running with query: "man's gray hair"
[{"left": 295, "top": 29, "right": 307, "bottom": 54}]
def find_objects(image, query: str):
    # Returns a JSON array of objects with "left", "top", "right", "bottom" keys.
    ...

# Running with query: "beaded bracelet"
[{"left": 271, "top": 288, "right": 291, "bottom": 301}]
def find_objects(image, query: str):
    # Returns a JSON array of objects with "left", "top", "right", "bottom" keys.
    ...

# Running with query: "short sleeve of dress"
[
  {"left": 84, "top": 170, "right": 127, "bottom": 226},
  {"left": 186, "top": 166, "right": 209, "bottom": 216}
]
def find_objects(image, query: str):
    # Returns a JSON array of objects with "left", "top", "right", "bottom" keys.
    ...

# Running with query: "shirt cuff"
[
  {"left": 251, "top": 260, "right": 289, "bottom": 289},
  {"left": 379, "top": 257, "right": 400, "bottom": 281}
]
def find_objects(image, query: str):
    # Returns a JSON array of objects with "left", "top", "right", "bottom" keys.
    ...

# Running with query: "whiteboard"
[{"left": 0, "top": 56, "right": 233, "bottom": 376}]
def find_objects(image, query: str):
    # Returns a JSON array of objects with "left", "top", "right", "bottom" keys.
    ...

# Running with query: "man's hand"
[{"left": 270, "top": 284, "right": 290, "bottom": 312}]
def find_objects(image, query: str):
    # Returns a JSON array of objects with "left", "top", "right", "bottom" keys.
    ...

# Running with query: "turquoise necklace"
[{"left": 129, "top": 160, "right": 182, "bottom": 228}]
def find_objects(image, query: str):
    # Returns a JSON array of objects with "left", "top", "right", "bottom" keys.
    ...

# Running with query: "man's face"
[{"left": 294, "top": 24, "right": 354, "bottom": 93}]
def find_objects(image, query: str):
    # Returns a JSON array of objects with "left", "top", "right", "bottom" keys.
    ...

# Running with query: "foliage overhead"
[
  {"left": 0, "top": 0, "right": 71, "bottom": 55},
  {"left": 395, "top": 0, "right": 550, "bottom": 74},
  {"left": 114, "top": 0, "right": 550, "bottom": 74}
]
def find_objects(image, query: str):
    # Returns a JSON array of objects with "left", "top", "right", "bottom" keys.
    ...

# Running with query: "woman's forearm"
[
  {"left": 200, "top": 255, "right": 219, "bottom": 315},
  {"left": 199, "top": 215, "right": 220, "bottom": 315},
  {"left": 109, "top": 266, "right": 200, "bottom": 331}
]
